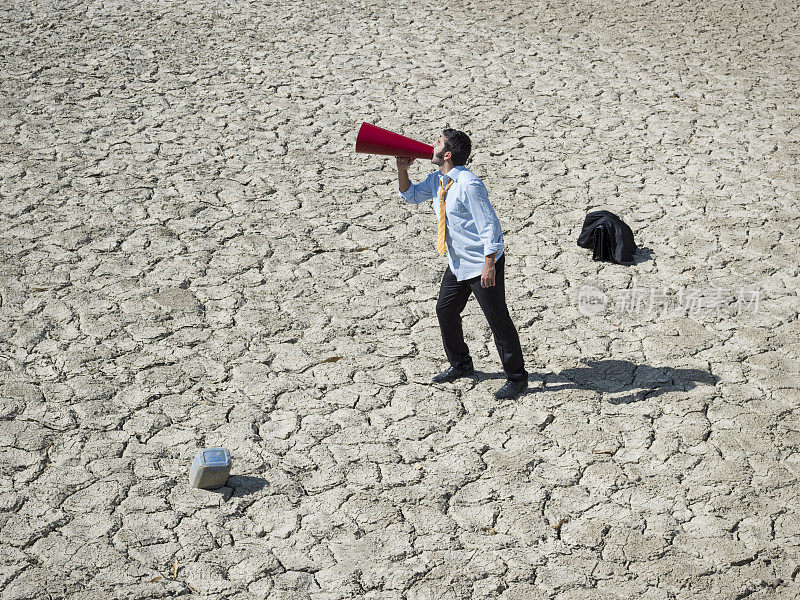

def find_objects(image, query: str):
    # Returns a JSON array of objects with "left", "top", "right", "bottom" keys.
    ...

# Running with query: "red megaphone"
[{"left": 355, "top": 122, "right": 434, "bottom": 160}]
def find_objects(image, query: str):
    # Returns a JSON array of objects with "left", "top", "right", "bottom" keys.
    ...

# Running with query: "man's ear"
[{"left": 444, "top": 151, "right": 453, "bottom": 162}]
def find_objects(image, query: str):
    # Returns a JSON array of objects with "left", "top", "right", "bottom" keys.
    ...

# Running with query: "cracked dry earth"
[{"left": 1, "top": 0, "right": 799, "bottom": 598}]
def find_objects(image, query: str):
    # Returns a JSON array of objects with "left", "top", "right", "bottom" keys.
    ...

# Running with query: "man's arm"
[
  {"left": 397, "top": 158, "right": 435, "bottom": 204},
  {"left": 397, "top": 157, "right": 414, "bottom": 192},
  {"left": 482, "top": 252, "right": 497, "bottom": 288},
  {"left": 462, "top": 180, "right": 504, "bottom": 288}
]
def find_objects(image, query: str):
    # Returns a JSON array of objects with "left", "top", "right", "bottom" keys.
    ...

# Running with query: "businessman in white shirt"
[{"left": 397, "top": 129, "right": 527, "bottom": 399}]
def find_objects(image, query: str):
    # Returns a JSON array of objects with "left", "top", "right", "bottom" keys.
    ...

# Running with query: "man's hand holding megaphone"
[
  {"left": 396, "top": 156, "right": 417, "bottom": 193},
  {"left": 396, "top": 157, "right": 416, "bottom": 169}
]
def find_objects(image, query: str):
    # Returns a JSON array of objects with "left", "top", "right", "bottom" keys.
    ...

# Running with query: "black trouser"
[{"left": 435, "top": 256, "right": 527, "bottom": 382}]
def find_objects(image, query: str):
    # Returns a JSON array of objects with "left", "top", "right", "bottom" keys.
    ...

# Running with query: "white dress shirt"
[{"left": 399, "top": 166, "right": 504, "bottom": 281}]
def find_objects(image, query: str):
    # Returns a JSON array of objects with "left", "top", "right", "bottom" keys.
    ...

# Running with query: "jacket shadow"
[{"left": 633, "top": 246, "right": 654, "bottom": 265}]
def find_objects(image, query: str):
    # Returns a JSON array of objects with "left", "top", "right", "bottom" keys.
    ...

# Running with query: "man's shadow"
[{"left": 476, "top": 358, "right": 718, "bottom": 404}]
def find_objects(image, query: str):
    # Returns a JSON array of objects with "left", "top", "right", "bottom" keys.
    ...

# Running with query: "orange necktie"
[{"left": 437, "top": 178, "right": 454, "bottom": 255}]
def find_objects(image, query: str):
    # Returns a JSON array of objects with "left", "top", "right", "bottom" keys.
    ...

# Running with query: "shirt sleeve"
[
  {"left": 464, "top": 179, "right": 504, "bottom": 256},
  {"left": 399, "top": 172, "right": 436, "bottom": 205}
]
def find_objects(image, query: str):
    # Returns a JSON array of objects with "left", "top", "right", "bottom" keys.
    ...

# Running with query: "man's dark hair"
[{"left": 442, "top": 129, "right": 471, "bottom": 166}]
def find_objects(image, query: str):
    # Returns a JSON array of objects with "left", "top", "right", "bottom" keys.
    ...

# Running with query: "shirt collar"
[{"left": 441, "top": 166, "right": 466, "bottom": 183}]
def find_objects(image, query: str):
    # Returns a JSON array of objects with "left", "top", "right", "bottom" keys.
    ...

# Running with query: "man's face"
[{"left": 431, "top": 135, "right": 448, "bottom": 166}]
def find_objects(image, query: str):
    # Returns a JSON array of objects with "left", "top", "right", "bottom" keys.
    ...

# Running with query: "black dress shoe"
[
  {"left": 432, "top": 363, "right": 475, "bottom": 383},
  {"left": 493, "top": 379, "right": 527, "bottom": 399}
]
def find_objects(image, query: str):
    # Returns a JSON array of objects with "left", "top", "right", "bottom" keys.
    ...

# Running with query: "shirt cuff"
[
  {"left": 484, "top": 242, "right": 504, "bottom": 256},
  {"left": 398, "top": 189, "right": 413, "bottom": 201}
]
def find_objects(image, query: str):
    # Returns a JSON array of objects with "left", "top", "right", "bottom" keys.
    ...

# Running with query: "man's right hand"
[{"left": 396, "top": 156, "right": 416, "bottom": 171}]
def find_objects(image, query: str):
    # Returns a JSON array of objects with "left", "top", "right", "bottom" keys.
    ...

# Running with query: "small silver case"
[{"left": 189, "top": 447, "right": 232, "bottom": 489}]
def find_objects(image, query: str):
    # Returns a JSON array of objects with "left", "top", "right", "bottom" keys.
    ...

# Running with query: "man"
[{"left": 397, "top": 129, "right": 528, "bottom": 399}]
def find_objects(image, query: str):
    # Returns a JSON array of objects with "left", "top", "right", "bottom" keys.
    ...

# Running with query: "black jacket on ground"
[{"left": 577, "top": 210, "right": 637, "bottom": 265}]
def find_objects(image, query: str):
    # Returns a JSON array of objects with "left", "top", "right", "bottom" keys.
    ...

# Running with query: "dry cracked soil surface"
[{"left": 1, "top": 0, "right": 800, "bottom": 598}]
